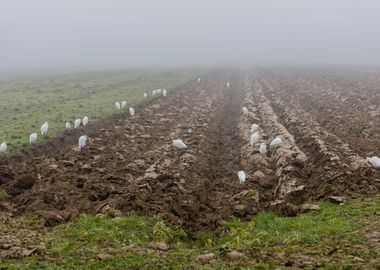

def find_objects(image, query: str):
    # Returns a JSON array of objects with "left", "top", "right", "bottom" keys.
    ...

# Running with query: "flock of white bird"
[
  {"left": 237, "top": 105, "right": 380, "bottom": 183},
  {"left": 1, "top": 77, "right": 379, "bottom": 176},
  {"left": 238, "top": 107, "right": 284, "bottom": 184},
  {"left": 0, "top": 86, "right": 170, "bottom": 154},
  {"left": 151, "top": 88, "right": 167, "bottom": 97}
]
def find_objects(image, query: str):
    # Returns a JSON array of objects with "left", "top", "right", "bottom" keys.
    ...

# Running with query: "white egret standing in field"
[
  {"left": 65, "top": 122, "right": 71, "bottom": 131},
  {"left": 129, "top": 107, "right": 135, "bottom": 116},
  {"left": 115, "top": 101, "right": 121, "bottom": 110},
  {"left": 227, "top": 82, "right": 230, "bottom": 88},
  {"left": 152, "top": 90, "right": 156, "bottom": 96},
  {"left": 251, "top": 124, "right": 259, "bottom": 132},
  {"left": 242, "top": 107, "right": 248, "bottom": 117},
  {"left": 0, "top": 142, "right": 7, "bottom": 153},
  {"left": 121, "top": 101, "right": 127, "bottom": 109},
  {"left": 172, "top": 139, "right": 187, "bottom": 149},
  {"left": 29, "top": 133, "right": 37, "bottom": 144},
  {"left": 40, "top": 122, "right": 48, "bottom": 135},
  {"left": 78, "top": 135, "right": 87, "bottom": 151},
  {"left": 250, "top": 132, "right": 260, "bottom": 146},
  {"left": 144, "top": 92, "right": 147, "bottom": 98},
  {"left": 238, "top": 171, "right": 246, "bottom": 184},
  {"left": 366, "top": 156, "right": 380, "bottom": 169},
  {"left": 163, "top": 89, "right": 167, "bottom": 97},
  {"left": 259, "top": 143, "right": 267, "bottom": 155},
  {"left": 270, "top": 137, "right": 282, "bottom": 147},
  {"left": 197, "top": 78, "right": 201, "bottom": 83},
  {"left": 83, "top": 116, "right": 89, "bottom": 126},
  {"left": 74, "top": 119, "right": 81, "bottom": 129}
]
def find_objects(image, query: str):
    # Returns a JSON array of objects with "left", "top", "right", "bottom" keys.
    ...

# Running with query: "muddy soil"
[
  {"left": 258, "top": 68, "right": 380, "bottom": 157},
  {"left": 255, "top": 69, "right": 380, "bottom": 199},
  {"left": 1, "top": 70, "right": 260, "bottom": 232},
  {"left": 1, "top": 69, "right": 380, "bottom": 257}
]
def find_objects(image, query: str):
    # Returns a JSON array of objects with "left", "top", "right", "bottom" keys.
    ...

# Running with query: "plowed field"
[{"left": 1, "top": 69, "right": 379, "bottom": 261}]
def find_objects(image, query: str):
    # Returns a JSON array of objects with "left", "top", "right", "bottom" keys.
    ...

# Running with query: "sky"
[{"left": 1, "top": 0, "right": 380, "bottom": 71}]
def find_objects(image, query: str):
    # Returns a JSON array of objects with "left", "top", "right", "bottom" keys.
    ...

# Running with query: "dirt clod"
[
  {"left": 97, "top": 253, "right": 112, "bottom": 260},
  {"left": 148, "top": 241, "right": 170, "bottom": 251},
  {"left": 226, "top": 250, "right": 244, "bottom": 260},
  {"left": 328, "top": 196, "right": 346, "bottom": 204},
  {"left": 300, "top": 203, "right": 320, "bottom": 213},
  {"left": 9, "top": 176, "right": 36, "bottom": 195},
  {"left": 196, "top": 253, "right": 215, "bottom": 263}
]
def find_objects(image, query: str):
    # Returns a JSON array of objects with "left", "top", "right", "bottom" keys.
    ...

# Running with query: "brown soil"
[{"left": 1, "top": 69, "right": 379, "bottom": 251}]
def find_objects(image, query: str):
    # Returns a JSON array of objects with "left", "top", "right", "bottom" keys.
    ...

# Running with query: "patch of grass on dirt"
[
  {"left": 21, "top": 213, "right": 45, "bottom": 227},
  {"left": 0, "top": 190, "right": 10, "bottom": 202},
  {"left": 0, "top": 69, "right": 199, "bottom": 152},
  {"left": 2, "top": 195, "right": 379, "bottom": 269},
  {"left": 46, "top": 214, "right": 187, "bottom": 255},
  {"left": 347, "top": 125, "right": 366, "bottom": 137}
]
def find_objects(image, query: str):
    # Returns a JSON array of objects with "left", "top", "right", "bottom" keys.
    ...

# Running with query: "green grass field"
[
  {"left": 1, "top": 195, "right": 379, "bottom": 269},
  {"left": 0, "top": 69, "right": 198, "bottom": 152}
]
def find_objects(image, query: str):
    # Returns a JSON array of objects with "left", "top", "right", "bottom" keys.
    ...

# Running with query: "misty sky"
[{"left": 1, "top": 0, "right": 380, "bottom": 71}]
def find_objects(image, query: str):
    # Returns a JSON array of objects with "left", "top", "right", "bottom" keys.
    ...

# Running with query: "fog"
[{"left": 1, "top": 0, "right": 380, "bottom": 71}]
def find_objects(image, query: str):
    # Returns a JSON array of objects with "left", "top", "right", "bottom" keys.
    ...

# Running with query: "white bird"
[
  {"left": 366, "top": 156, "right": 380, "bottom": 169},
  {"left": 242, "top": 107, "right": 248, "bottom": 117},
  {"left": 74, "top": 118, "right": 81, "bottom": 129},
  {"left": 172, "top": 139, "right": 187, "bottom": 149},
  {"left": 144, "top": 92, "right": 147, "bottom": 98},
  {"left": 115, "top": 101, "right": 121, "bottom": 110},
  {"left": 65, "top": 122, "right": 71, "bottom": 130},
  {"left": 83, "top": 116, "right": 89, "bottom": 126},
  {"left": 163, "top": 89, "right": 167, "bottom": 97},
  {"left": 40, "top": 122, "right": 48, "bottom": 135},
  {"left": 251, "top": 124, "right": 259, "bottom": 132},
  {"left": 0, "top": 142, "right": 7, "bottom": 153},
  {"left": 259, "top": 143, "right": 267, "bottom": 155},
  {"left": 238, "top": 171, "right": 246, "bottom": 184},
  {"left": 152, "top": 90, "right": 156, "bottom": 96},
  {"left": 250, "top": 132, "right": 260, "bottom": 146},
  {"left": 121, "top": 101, "right": 127, "bottom": 109},
  {"left": 78, "top": 135, "right": 87, "bottom": 151},
  {"left": 29, "top": 133, "right": 37, "bottom": 144},
  {"left": 227, "top": 82, "right": 230, "bottom": 88},
  {"left": 270, "top": 137, "right": 282, "bottom": 147},
  {"left": 129, "top": 107, "right": 135, "bottom": 116},
  {"left": 197, "top": 78, "right": 201, "bottom": 83}
]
